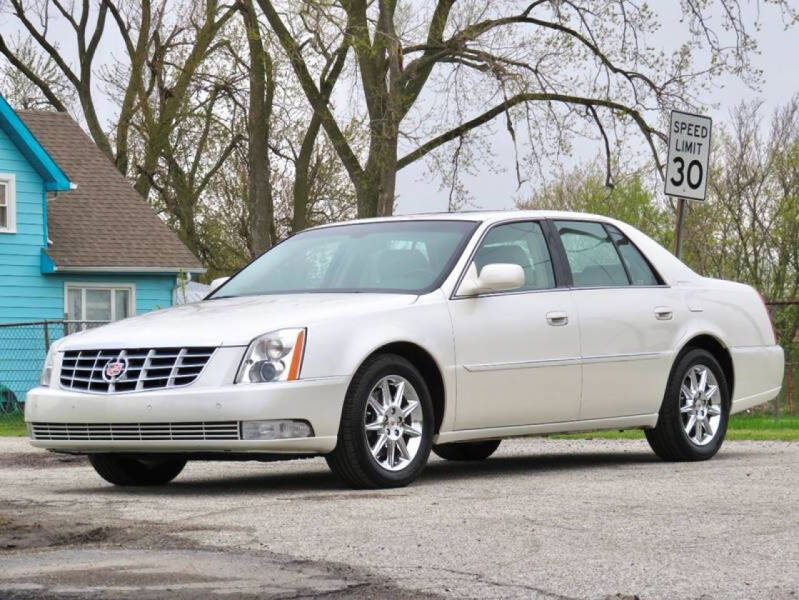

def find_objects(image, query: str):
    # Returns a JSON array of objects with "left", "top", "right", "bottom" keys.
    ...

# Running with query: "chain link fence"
[
  {"left": 0, "top": 320, "right": 107, "bottom": 415},
  {"left": 766, "top": 300, "right": 799, "bottom": 417}
]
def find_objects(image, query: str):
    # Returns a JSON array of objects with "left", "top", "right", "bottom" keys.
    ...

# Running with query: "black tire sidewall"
[
  {"left": 89, "top": 454, "right": 187, "bottom": 486},
  {"left": 668, "top": 349, "right": 730, "bottom": 459},
  {"left": 347, "top": 356, "right": 434, "bottom": 487},
  {"left": 432, "top": 439, "right": 501, "bottom": 461}
]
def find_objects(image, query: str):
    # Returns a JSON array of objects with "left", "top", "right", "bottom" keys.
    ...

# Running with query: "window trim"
[
  {"left": 63, "top": 282, "right": 136, "bottom": 322},
  {"left": 450, "top": 218, "right": 565, "bottom": 300},
  {"left": 0, "top": 173, "right": 17, "bottom": 234},
  {"left": 547, "top": 218, "right": 668, "bottom": 290}
]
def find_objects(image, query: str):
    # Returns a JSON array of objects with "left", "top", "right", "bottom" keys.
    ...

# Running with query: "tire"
[
  {"left": 433, "top": 440, "right": 501, "bottom": 461},
  {"left": 89, "top": 454, "right": 187, "bottom": 486},
  {"left": 326, "top": 354, "right": 434, "bottom": 489},
  {"left": 645, "top": 348, "right": 730, "bottom": 461}
]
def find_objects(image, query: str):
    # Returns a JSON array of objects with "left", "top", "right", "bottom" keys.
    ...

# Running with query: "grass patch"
[
  {"left": 555, "top": 414, "right": 799, "bottom": 442},
  {"left": 0, "top": 413, "right": 27, "bottom": 437}
]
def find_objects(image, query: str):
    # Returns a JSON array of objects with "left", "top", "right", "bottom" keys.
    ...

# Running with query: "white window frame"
[
  {"left": 0, "top": 173, "right": 16, "bottom": 234},
  {"left": 64, "top": 283, "right": 136, "bottom": 323}
]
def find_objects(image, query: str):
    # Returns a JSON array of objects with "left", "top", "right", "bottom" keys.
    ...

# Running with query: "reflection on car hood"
[{"left": 58, "top": 293, "right": 418, "bottom": 349}]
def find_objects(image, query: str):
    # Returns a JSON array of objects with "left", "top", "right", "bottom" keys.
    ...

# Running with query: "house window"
[
  {"left": 0, "top": 174, "right": 16, "bottom": 233},
  {"left": 65, "top": 284, "right": 135, "bottom": 323}
]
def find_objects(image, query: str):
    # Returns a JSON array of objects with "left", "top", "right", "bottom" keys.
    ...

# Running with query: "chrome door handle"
[
  {"left": 546, "top": 311, "right": 569, "bottom": 326},
  {"left": 654, "top": 306, "right": 673, "bottom": 320}
]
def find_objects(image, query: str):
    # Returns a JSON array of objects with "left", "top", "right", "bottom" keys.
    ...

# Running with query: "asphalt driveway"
[{"left": 0, "top": 436, "right": 797, "bottom": 599}]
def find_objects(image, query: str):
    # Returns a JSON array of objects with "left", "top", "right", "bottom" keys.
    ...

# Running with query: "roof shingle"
[{"left": 17, "top": 110, "right": 203, "bottom": 272}]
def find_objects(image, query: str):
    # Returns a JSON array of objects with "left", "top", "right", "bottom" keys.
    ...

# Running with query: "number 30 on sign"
[{"left": 664, "top": 110, "right": 712, "bottom": 201}]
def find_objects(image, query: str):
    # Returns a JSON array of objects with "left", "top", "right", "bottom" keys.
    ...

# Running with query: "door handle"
[
  {"left": 654, "top": 306, "right": 673, "bottom": 320},
  {"left": 546, "top": 311, "right": 569, "bottom": 326}
]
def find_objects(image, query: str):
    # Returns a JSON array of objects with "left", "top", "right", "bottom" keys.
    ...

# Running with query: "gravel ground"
[{"left": 0, "top": 436, "right": 797, "bottom": 599}]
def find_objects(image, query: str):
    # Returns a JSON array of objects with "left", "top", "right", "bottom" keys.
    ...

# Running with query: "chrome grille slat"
[
  {"left": 59, "top": 347, "right": 215, "bottom": 394},
  {"left": 30, "top": 421, "right": 240, "bottom": 441}
]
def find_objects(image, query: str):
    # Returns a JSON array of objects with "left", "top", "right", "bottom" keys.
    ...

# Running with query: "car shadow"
[{"left": 53, "top": 447, "right": 740, "bottom": 497}]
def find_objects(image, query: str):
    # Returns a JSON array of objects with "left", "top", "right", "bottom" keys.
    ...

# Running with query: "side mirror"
[
  {"left": 209, "top": 276, "right": 230, "bottom": 294},
  {"left": 457, "top": 263, "right": 524, "bottom": 296}
]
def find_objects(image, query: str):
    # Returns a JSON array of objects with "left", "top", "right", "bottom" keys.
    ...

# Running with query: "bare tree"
[
  {"left": 239, "top": 0, "right": 275, "bottom": 255},
  {"left": 256, "top": 0, "right": 797, "bottom": 218},
  {"left": 0, "top": 0, "right": 113, "bottom": 159},
  {"left": 0, "top": 34, "right": 75, "bottom": 110}
]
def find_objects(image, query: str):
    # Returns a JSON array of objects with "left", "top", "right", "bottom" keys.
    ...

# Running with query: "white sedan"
[{"left": 26, "top": 211, "right": 784, "bottom": 488}]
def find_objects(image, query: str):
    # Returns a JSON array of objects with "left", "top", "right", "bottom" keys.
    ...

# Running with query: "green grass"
[
  {"left": 556, "top": 414, "right": 799, "bottom": 441},
  {"left": 0, "top": 413, "right": 27, "bottom": 437}
]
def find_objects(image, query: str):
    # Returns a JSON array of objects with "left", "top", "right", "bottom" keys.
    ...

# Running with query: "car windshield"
[{"left": 210, "top": 220, "right": 478, "bottom": 297}]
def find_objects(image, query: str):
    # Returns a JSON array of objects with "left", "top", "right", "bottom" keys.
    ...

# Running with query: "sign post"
[{"left": 664, "top": 110, "right": 712, "bottom": 258}]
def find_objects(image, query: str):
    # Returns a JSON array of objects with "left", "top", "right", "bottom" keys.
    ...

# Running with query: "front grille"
[
  {"left": 59, "top": 347, "right": 215, "bottom": 393},
  {"left": 30, "top": 421, "right": 240, "bottom": 441}
]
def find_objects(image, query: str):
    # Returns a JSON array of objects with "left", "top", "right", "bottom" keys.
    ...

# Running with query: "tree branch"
[
  {"left": 0, "top": 34, "right": 68, "bottom": 111},
  {"left": 397, "top": 92, "right": 665, "bottom": 178},
  {"left": 255, "top": 0, "right": 365, "bottom": 187}
]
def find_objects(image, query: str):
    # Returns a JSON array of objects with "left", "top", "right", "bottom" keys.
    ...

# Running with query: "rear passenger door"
[{"left": 551, "top": 220, "right": 682, "bottom": 419}]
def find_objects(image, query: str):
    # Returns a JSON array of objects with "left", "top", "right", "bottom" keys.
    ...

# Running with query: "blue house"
[{"left": 0, "top": 95, "right": 203, "bottom": 406}]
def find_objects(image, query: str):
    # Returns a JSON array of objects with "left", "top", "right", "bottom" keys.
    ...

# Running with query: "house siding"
[
  {"left": 1, "top": 273, "right": 178, "bottom": 323},
  {"left": 0, "top": 124, "right": 47, "bottom": 325}
]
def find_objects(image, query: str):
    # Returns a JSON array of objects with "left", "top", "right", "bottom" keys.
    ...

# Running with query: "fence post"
[
  {"left": 787, "top": 366, "right": 794, "bottom": 416},
  {"left": 43, "top": 319, "right": 50, "bottom": 352}
]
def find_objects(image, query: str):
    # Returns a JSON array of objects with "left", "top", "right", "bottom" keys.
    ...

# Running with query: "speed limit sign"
[{"left": 664, "top": 110, "right": 712, "bottom": 201}]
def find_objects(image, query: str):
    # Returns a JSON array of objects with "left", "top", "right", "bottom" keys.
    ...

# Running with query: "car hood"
[{"left": 58, "top": 293, "right": 419, "bottom": 350}]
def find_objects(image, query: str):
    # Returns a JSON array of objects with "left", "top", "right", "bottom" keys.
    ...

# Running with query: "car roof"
[{"left": 310, "top": 210, "right": 616, "bottom": 229}]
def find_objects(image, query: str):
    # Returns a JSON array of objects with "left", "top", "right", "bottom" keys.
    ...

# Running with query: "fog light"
[{"left": 241, "top": 420, "right": 313, "bottom": 440}]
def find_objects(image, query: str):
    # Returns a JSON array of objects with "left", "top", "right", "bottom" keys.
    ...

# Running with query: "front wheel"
[
  {"left": 326, "top": 354, "right": 434, "bottom": 488},
  {"left": 89, "top": 454, "right": 187, "bottom": 486},
  {"left": 645, "top": 349, "right": 729, "bottom": 461}
]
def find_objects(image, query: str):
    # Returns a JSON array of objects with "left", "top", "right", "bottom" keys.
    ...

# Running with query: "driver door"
[{"left": 447, "top": 220, "right": 581, "bottom": 430}]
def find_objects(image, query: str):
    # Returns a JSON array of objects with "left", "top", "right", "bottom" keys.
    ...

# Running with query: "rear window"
[{"left": 554, "top": 220, "right": 629, "bottom": 287}]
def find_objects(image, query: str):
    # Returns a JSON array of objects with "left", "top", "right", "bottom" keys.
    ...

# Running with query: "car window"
[
  {"left": 472, "top": 221, "right": 555, "bottom": 290},
  {"left": 606, "top": 225, "right": 660, "bottom": 286},
  {"left": 554, "top": 220, "right": 629, "bottom": 287},
  {"left": 212, "top": 220, "right": 477, "bottom": 296}
]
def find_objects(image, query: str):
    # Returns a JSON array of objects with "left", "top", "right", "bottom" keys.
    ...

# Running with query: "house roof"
[
  {"left": 0, "top": 96, "right": 71, "bottom": 191},
  {"left": 17, "top": 110, "right": 204, "bottom": 273}
]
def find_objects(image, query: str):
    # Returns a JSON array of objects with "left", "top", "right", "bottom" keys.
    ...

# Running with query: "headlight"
[
  {"left": 40, "top": 345, "right": 57, "bottom": 387},
  {"left": 236, "top": 328, "right": 306, "bottom": 384}
]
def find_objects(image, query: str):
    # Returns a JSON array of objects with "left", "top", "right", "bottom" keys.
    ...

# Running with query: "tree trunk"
[
  {"left": 241, "top": 0, "right": 275, "bottom": 257},
  {"left": 292, "top": 116, "right": 320, "bottom": 233},
  {"left": 359, "top": 128, "right": 399, "bottom": 217}
]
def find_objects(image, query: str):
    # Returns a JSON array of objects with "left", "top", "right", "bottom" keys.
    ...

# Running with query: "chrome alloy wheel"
[
  {"left": 364, "top": 375, "right": 424, "bottom": 472},
  {"left": 679, "top": 364, "right": 722, "bottom": 446}
]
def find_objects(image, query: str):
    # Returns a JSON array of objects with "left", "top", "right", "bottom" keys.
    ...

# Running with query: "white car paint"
[{"left": 26, "top": 210, "right": 784, "bottom": 454}]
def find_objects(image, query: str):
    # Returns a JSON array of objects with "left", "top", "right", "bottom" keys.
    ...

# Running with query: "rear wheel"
[
  {"left": 645, "top": 349, "right": 729, "bottom": 461},
  {"left": 89, "top": 454, "right": 187, "bottom": 486},
  {"left": 326, "top": 354, "right": 433, "bottom": 489},
  {"left": 433, "top": 440, "right": 501, "bottom": 461}
]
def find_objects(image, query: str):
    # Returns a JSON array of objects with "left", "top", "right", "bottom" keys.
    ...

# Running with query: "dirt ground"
[{"left": 1, "top": 436, "right": 797, "bottom": 599}]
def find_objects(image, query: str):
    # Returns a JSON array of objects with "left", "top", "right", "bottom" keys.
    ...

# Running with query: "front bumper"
[{"left": 24, "top": 375, "right": 349, "bottom": 455}]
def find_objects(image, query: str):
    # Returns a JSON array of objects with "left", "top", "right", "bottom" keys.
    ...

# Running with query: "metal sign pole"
[{"left": 673, "top": 197, "right": 686, "bottom": 259}]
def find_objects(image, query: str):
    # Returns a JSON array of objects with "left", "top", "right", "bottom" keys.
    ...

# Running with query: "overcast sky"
[{"left": 1, "top": 2, "right": 796, "bottom": 216}]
